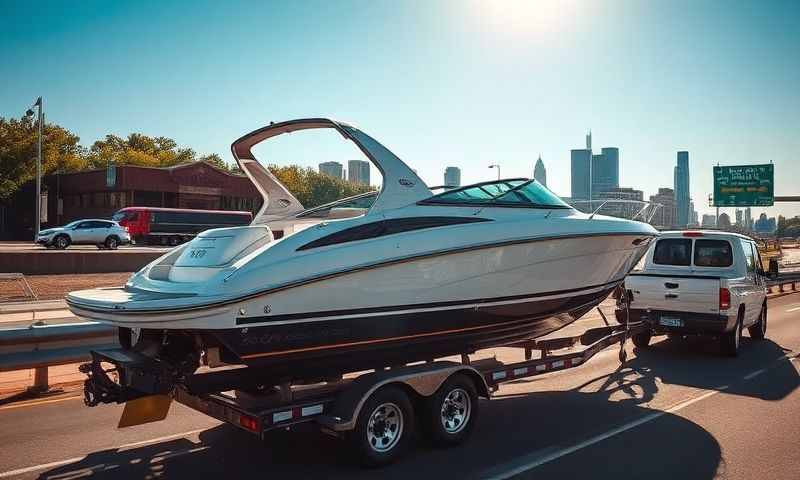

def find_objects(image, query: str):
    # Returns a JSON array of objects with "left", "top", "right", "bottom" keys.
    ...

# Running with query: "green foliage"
[
  {"left": 268, "top": 164, "right": 374, "bottom": 208},
  {"left": 0, "top": 116, "right": 88, "bottom": 199},
  {"left": 198, "top": 153, "right": 230, "bottom": 172},
  {"left": 0, "top": 115, "right": 371, "bottom": 208},
  {"left": 86, "top": 133, "right": 196, "bottom": 169}
]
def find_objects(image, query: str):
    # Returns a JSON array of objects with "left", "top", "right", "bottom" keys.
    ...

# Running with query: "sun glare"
[{"left": 476, "top": 0, "right": 576, "bottom": 37}]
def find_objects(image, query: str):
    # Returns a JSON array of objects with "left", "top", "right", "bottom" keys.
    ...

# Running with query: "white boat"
[{"left": 67, "top": 118, "right": 657, "bottom": 386}]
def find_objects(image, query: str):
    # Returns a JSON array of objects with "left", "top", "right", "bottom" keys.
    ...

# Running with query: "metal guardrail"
[{"left": 0, "top": 322, "right": 118, "bottom": 393}]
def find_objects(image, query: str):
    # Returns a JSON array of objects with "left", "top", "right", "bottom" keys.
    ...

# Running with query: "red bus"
[{"left": 112, "top": 207, "right": 253, "bottom": 246}]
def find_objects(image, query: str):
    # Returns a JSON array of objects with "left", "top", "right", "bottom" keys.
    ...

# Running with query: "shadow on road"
[
  {"left": 38, "top": 388, "right": 723, "bottom": 480},
  {"left": 576, "top": 336, "right": 798, "bottom": 405}
]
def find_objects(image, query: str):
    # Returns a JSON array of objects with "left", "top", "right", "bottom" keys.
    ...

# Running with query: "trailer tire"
[
  {"left": 632, "top": 331, "right": 651, "bottom": 349},
  {"left": 421, "top": 373, "right": 478, "bottom": 448},
  {"left": 349, "top": 385, "right": 414, "bottom": 467}
]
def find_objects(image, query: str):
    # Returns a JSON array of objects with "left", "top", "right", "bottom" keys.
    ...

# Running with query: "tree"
[
  {"left": 0, "top": 115, "right": 88, "bottom": 200},
  {"left": 198, "top": 153, "right": 230, "bottom": 172},
  {"left": 268, "top": 165, "right": 374, "bottom": 208},
  {"left": 86, "top": 133, "right": 196, "bottom": 169}
]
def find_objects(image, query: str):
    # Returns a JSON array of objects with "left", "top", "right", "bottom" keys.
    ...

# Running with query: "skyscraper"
[
  {"left": 592, "top": 147, "right": 619, "bottom": 193},
  {"left": 735, "top": 208, "right": 743, "bottom": 226},
  {"left": 744, "top": 207, "right": 753, "bottom": 230},
  {"left": 592, "top": 148, "right": 619, "bottom": 195},
  {"left": 347, "top": 160, "right": 370, "bottom": 185},
  {"left": 533, "top": 155, "right": 546, "bottom": 187},
  {"left": 674, "top": 151, "right": 690, "bottom": 227},
  {"left": 570, "top": 148, "right": 591, "bottom": 200},
  {"left": 444, "top": 166, "right": 461, "bottom": 188},
  {"left": 649, "top": 187, "right": 677, "bottom": 229},
  {"left": 319, "top": 161, "right": 343, "bottom": 179},
  {"left": 570, "top": 131, "right": 620, "bottom": 200}
]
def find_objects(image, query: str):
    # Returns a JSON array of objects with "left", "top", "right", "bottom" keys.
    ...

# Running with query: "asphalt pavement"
[{"left": 0, "top": 294, "right": 798, "bottom": 479}]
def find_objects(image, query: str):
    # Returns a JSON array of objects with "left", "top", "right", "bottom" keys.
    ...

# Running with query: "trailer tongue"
[{"left": 79, "top": 316, "right": 646, "bottom": 467}]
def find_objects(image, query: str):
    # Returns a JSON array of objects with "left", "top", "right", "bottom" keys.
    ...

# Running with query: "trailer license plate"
[{"left": 659, "top": 316, "right": 682, "bottom": 327}]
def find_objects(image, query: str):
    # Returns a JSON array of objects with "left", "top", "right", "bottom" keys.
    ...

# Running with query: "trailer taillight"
[
  {"left": 239, "top": 414, "right": 259, "bottom": 432},
  {"left": 719, "top": 288, "right": 731, "bottom": 310}
]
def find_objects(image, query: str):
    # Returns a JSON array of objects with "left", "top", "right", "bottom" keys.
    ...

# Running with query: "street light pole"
[
  {"left": 488, "top": 164, "right": 500, "bottom": 180},
  {"left": 26, "top": 97, "right": 44, "bottom": 241},
  {"left": 36, "top": 97, "right": 42, "bottom": 240}
]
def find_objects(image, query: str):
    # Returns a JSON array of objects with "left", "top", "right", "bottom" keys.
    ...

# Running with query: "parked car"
[
  {"left": 616, "top": 230, "right": 776, "bottom": 356},
  {"left": 36, "top": 219, "right": 132, "bottom": 250}
]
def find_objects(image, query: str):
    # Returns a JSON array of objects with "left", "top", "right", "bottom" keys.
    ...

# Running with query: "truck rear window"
[
  {"left": 694, "top": 239, "right": 733, "bottom": 267},
  {"left": 652, "top": 239, "right": 692, "bottom": 266}
]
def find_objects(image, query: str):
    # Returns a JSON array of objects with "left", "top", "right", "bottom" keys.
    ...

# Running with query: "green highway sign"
[{"left": 713, "top": 164, "right": 774, "bottom": 207}]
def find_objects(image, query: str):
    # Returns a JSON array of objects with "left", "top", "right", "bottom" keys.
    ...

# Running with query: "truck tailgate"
[{"left": 627, "top": 274, "right": 720, "bottom": 315}]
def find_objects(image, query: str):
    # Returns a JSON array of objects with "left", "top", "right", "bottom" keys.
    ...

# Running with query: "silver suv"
[{"left": 36, "top": 219, "right": 132, "bottom": 250}]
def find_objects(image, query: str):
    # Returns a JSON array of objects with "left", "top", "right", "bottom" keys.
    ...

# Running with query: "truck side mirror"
[{"left": 768, "top": 258, "right": 779, "bottom": 279}]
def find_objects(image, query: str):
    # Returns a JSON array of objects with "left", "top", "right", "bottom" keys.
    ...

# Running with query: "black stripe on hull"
[
  {"left": 235, "top": 280, "right": 621, "bottom": 325},
  {"left": 202, "top": 285, "right": 616, "bottom": 385}
]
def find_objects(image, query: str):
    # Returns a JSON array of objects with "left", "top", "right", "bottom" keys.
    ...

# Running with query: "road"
[{"left": 0, "top": 294, "right": 798, "bottom": 479}]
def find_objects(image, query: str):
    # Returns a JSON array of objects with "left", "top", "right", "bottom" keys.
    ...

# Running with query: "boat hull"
[{"left": 204, "top": 282, "right": 616, "bottom": 380}]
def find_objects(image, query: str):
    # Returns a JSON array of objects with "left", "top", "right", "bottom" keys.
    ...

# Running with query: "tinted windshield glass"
[
  {"left": 694, "top": 239, "right": 733, "bottom": 267},
  {"left": 424, "top": 179, "right": 568, "bottom": 208},
  {"left": 494, "top": 181, "right": 571, "bottom": 207},
  {"left": 653, "top": 238, "right": 692, "bottom": 266}
]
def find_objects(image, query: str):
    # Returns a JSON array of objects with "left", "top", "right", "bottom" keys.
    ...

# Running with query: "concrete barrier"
[{"left": 0, "top": 250, "right": 161, "bottom": 274}]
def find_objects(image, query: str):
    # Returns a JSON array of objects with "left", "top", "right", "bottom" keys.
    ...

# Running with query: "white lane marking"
[
  {"left": 0, "top": 428, "right": 208, "bottom": 478},
  {"left": 743, "top": 368, "right": 767, "bottom": 380},
  {"left": 483, "top": 354, "right": 800, "bottom": 480},
  {"left": 483, "top": 389, "right": 722, "bottom": 480},
  {"left": 786, "top": 306, "right": 800, "bottom": 313}
]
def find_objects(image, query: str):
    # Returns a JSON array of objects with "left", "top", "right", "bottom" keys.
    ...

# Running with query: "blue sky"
[{"left": 2, "top": 0, "right": 799, "bottom": 219}]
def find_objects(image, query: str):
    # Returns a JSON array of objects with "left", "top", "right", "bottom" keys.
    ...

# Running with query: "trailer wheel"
[
  {"left": 349, "top": 386, "right": 414, "bottom": 467},
  {"left": 422, "top": 373, "right": 478, "bottom": 447}
]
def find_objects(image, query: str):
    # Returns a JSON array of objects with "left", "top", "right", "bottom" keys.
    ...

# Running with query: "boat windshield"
[
  {"left": 422, "top": 179, "right": 571, "bottom": 208},
  {"left": 296, "top": 191, "right": 379, "bottom": 219}
]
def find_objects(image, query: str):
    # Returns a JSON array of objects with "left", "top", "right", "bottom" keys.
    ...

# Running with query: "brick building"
[{"left": 1, "top": 161, "right": 262, "bottom": 240}]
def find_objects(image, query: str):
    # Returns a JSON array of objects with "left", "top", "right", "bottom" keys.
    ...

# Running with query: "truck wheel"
[
  {"left": 54, "top": 234, "right": 70, "bottom": 250},
  {"left": 632, "top": 331, "right": 652, "bottom": 349},
  {"left": 720, "top": 314, "right": 742, "bottom": 357},
  {"left": 349, "top": 386, "right": 414, "bottom": 467},
  {"left": 748, "top": 304, "right": 767, "bottom": 340},
  {"left": 421, "top": 373, "right": 478, "bottom": 447},
  {"left": 105, "top": 236, "right": 119, "bottom": 250}
]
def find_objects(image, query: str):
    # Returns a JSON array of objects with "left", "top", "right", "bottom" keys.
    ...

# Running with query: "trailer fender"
[{"left": 321, "top": 361, "right": 489, "bottom": 432}]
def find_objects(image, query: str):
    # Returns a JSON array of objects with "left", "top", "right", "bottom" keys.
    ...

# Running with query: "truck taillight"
[{"left": 719, "top": 288, "right": 731, "bottom": 310}]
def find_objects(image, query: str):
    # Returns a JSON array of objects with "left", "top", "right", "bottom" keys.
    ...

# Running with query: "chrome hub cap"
[
  {"left": 440, "top": 388, "right": 471, "bottom": 434},
  {"left": 366, "top": 402, "right": 403, "bottom": 452}
]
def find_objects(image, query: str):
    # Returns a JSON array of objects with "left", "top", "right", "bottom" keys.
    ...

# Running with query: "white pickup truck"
[{"left": 616, "top": 230, "right": 776, "bottom": 356}]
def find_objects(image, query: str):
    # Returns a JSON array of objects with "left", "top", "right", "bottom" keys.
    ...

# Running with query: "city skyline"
[{"left": 1, "top": 1, "right": 797, "bottom": 221}]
